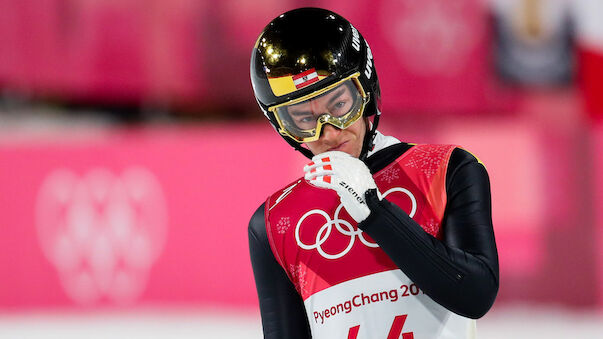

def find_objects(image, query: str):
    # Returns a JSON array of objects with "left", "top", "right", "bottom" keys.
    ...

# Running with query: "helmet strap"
[
  {"left": 359, "top": 112, "right": 380, "bottom": 161},
  {"left": 284, "top": 136, "right": 315, "bottom": 159}
]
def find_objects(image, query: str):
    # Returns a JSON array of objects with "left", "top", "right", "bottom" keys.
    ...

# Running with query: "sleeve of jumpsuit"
[
  {"left": 249, "top": 203, "right": 312, "bottom": 338},
  {"left": 359, "top": 147, "right": 499, "bottom": 319}
]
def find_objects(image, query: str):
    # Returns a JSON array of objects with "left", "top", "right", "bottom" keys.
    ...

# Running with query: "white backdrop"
[{"left": 1, "top": 305, "right": 602, "bottom": 339}]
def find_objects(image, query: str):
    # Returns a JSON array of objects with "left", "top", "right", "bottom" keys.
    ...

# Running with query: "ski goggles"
[{"left": 269, "top": 73, "right": 369, "bottom": 143}]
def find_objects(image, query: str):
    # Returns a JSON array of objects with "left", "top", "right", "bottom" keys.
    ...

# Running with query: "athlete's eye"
[
  {"left": 293, "top": 114, "right": 316, "bottom": 129},
  {"left": 330, "top": 100, "right": 351, "bottom": 116}
]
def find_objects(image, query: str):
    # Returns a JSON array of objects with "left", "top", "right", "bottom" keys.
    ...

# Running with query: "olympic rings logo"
[
  {"left": 35, "top": 167, "right": 168, "bottom": 305},
  {"left": 295, "top": 187, "right": 417, "bottom": 259}
]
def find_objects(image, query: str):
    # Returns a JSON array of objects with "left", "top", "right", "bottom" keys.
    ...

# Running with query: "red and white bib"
[{"left": 265, "top": 144, "right": 476, "bottom": 339}]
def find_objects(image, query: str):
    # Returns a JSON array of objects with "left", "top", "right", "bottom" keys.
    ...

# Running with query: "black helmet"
[{"left": 250, "top": 7, "right": 381, "bottom": 159}]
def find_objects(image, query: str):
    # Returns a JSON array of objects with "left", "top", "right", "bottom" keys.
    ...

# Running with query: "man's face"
[{"left": 285, "top": 84, "right": 366, "bottom": 157}]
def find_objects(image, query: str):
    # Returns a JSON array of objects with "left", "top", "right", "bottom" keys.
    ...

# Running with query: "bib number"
[{"left": 348, "top": 314, "right": 414, "bottom": 339}]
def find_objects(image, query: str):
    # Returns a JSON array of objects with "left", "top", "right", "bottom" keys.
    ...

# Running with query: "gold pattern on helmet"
[{"left": 269, "top": 72, "right": 368, "bottom": 143}]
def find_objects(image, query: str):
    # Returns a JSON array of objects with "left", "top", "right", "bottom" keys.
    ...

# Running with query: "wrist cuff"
[{"left": 358, "top": 188, "right": 381, "bottom": 231}]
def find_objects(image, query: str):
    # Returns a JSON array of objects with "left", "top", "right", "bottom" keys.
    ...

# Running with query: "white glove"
[{"left": 304, "top": 151, "right": 379, "bottom": 223}]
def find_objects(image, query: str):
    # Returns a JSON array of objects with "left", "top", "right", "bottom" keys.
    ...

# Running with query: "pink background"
[
  {"left": 0, "top": 124, "right": 304, "bottom": 309},
  {"left": 0, "top": 0, "right": 601, "bottom": 315},
  {"left": 1, "top": 111, "right": 602, "bottom": 310},
  {"left": 0, "top": 0, "right": 505, "bottom": 113}
]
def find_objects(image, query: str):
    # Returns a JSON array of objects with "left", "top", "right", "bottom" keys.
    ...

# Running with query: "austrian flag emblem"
[{"left": 293, "top": 68, "right": 319, "bottom": 89}]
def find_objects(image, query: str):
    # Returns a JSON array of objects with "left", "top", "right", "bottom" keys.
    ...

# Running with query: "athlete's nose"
[{"left": 320, "top": 123, "right": 341, "bottom": 141}]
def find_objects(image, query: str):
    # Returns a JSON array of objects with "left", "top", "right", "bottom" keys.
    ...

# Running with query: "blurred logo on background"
[
  {"left": 380, "top": 0, "right": 480, "bottom": 75},
  {"left": 35, "top": 167, "right": 168, "bottom": 306}
]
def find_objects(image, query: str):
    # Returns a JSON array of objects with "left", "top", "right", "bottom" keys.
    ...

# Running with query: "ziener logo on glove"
[{"left": 339, "top": 181, "right": 365, "bottom": 204}]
